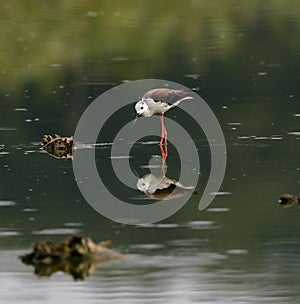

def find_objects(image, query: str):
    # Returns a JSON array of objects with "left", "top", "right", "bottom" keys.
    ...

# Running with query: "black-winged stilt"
[
  {"left": 135, "top": 88, "right": 194, "bottom": 145},
  {"left": 135, "top": 88, "right": 194, "bottom": 175}
]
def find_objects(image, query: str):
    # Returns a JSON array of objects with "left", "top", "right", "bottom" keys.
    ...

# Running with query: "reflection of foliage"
[
  {"left": 24, "top": 255, "right": 98, "bottom": 280},
  {"left": 1, "top": 0, "right": 300, "bottom": 90},
  {"left": 20, "top": 234, "right": 124, "bottom": 280}
]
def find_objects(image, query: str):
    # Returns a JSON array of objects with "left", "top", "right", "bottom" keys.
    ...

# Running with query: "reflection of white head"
[
  {"left": 135, "top": 99, "right": 152, "bottom": 117},
  {"left": 136, "top": 177, "right": 150, "bottom": 192},
  {"left": 137, "top": 174, "right": 162, "bottom": 193}
]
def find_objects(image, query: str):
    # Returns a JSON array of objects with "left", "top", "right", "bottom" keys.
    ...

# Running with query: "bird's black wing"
[{"left": 143, "top": 88, "right": 194, "bottom": 105}]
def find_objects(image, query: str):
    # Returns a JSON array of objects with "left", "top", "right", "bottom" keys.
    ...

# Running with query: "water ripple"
[
  {"left": 32, "top": 228, "right": 81, "bottom": 235},
  {"left": 0, "top": 201, "right": 17, "bottom": 207}
]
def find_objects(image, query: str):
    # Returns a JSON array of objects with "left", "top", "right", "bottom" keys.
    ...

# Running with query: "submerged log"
[
  {"left": 278, "top": 193, "right": 300, "bottom": 208},
  {"left": 20, "top": 234, "right": 124, "bottom": 280},
  {"left": 42, "top": 134, "right": 74, "bottom": 159}
]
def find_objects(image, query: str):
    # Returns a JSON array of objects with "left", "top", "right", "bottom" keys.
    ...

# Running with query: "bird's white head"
[{"left": 135, "top": 99, "right": 152, "bottom": 117}]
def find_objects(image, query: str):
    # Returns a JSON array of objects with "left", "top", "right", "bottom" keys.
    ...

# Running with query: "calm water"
[{"left": 1, "top": 1, "right": 300, "bottom": 303}]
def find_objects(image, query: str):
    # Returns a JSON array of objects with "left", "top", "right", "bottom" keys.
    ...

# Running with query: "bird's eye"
[{"left": 140, "top": 106, "right": 144, "bottom": 110}]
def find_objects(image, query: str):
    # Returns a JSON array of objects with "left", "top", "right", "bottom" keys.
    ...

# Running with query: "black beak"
[{"left": 131, "top": 115, "right": 139, "bottom": 128}]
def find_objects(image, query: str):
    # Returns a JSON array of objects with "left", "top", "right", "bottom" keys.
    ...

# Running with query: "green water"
[{"left": 0, "top": 1, "right": 300, "bottom": 303}]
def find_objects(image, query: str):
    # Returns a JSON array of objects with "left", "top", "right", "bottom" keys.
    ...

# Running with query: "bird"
[{"left": 134, "top": 88, "right": 194, "bottom": 147}]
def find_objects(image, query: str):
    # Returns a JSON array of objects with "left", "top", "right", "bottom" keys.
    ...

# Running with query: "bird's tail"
[
  {"left": 181, "top": 87, "right": 199, "bottom": 93},
  {"left": 170, "top": 96, "right": 194, "bottom": 108}
]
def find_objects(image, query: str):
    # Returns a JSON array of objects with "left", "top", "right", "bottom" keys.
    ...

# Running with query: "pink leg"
[
  {"left": 162, "top": 121, "right": 167, "bottom": 144},
  {"left": 159, "top": 114, "right": 164, "bottom": 146},
  {"left": 159, "top": 114, "right": 168, "bottom": 145}
]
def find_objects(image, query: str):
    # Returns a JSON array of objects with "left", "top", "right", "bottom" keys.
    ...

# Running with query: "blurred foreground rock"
[{"left": 20, "top": 234, "right": 124, "bottom": 280}]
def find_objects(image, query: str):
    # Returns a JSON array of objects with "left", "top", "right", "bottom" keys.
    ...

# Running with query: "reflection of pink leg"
[
  {"left": 160, "top": 141, "right": 168, "bottom": 176},
  {"left": 163, "top": 124, "right": 168, "bottom": 145},
  {"left": 160, "top": 148, "right": 166, "bottom": 176},
  {"left": 159, "top": 113, "right": 168, "bottom": 176}
]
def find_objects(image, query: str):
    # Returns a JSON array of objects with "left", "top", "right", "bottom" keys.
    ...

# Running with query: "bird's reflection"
[
  {"left": 20, "top": 234, "right": 124, "bottom": 280},
  {"left": 137, "top": 173, "right": 194, "bottom": 200},
  {"left": 136, "top": 118, "right": 194, "bottom": 200},
  {"left": 42, "top": 134, "right": 74, "bottom": 159}
]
